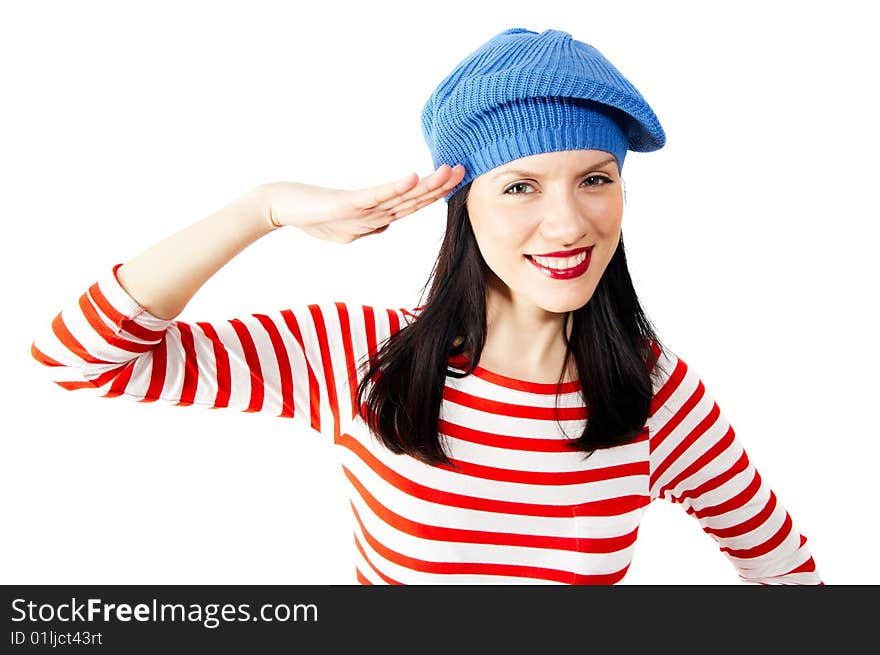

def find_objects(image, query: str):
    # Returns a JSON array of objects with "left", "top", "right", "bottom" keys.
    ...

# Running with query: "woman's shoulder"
[
  {"left": 644, "top": 339, "right": 719, "bottom": 415},
  {"left": 645, "top": 338, "right": 685, "bottom": 390}
]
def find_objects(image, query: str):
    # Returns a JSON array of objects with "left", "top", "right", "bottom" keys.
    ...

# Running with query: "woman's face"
[{"left": 466, "top": 149, "right": 624, "bottom": 316}]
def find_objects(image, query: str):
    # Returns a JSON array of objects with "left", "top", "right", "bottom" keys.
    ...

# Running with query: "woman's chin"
[{"left": 534, "top": 293, "right": 595, "bottom": 315}]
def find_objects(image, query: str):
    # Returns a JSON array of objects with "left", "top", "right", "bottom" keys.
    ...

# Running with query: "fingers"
[
  {"left": 388, "top": 193, "right": 444, "bottom": 221},
  {"left": 387, "top": 167, "right": 465, "bottom": 217},
  {"left": 374, "top": 164, "right": 465, "bottom": 213},
  {"left": 355, "top": 171, "right": 421, "bottom": 210}
]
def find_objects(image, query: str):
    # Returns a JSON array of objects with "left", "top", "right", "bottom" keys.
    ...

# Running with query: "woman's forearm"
[{"left": 115, "top": 185, "right": 275, "bottom": 320}]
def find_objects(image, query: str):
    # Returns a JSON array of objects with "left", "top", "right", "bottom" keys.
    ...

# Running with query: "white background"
[{"left": 2, "top": 0, "right": 877, "bottom": 585}]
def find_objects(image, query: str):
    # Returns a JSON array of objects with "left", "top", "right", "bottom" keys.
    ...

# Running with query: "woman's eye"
[
  {"left": 504, "top": 182, "right": 532, "bottom": 195},
  {"left": 503, "top": 175, "right": 612, "bottom": 195}
]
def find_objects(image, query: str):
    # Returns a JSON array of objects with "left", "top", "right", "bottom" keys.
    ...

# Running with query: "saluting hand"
[{"left": 261, "top": 164, "right": 466, "bottom": 243}]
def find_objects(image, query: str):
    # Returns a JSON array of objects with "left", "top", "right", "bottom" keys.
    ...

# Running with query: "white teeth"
[{"left": 530, "top": 250, "right": 588, "bottom": 270}]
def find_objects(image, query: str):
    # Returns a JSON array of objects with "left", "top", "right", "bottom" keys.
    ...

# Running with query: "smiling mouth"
[
  {"left": 524, "top": 247, "right": 593, "bottom": 279},
  {"left": 524, "top": 247, "right": 592, "bottom": 266}
]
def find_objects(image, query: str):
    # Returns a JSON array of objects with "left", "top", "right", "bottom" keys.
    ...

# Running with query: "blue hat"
[{"left": 420, "top": 27, "right": 666, "bottom": 202}]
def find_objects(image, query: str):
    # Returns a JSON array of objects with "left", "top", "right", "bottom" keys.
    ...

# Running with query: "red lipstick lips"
[{"left": 525, "top": 246, "right": 592, "bottom": 280}]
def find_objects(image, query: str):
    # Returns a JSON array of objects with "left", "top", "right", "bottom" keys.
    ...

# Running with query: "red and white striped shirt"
[{"left": 31, "top": 262, "right": 821, "bottom": 584}]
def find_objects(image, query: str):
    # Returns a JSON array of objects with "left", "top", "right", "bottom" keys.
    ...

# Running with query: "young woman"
[{"left": 31, "top": 27, "right": 821, "bottom": 584}]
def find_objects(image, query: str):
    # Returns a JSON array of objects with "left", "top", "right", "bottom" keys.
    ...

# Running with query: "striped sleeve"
[
  {"left": 647, "top": 347, "right": 822, "bottom": 585},
  {"left": 30, "top": 262, "right": 409, "bottom": 443}
]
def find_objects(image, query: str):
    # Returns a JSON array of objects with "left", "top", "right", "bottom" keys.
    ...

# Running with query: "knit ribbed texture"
[{"left": 421, "top": 28, "right": 667, "bottom": 201}]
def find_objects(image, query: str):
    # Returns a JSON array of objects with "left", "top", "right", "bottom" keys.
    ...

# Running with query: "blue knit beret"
[{"left": 420, "top": 27, "right": 666, "bottom": 202}]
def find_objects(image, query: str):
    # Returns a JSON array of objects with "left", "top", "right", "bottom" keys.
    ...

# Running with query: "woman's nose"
[{"left": 538, "top": 194, "right": 590, "bottom": 245}]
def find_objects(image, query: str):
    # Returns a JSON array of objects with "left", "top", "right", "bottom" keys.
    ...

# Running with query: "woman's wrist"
[{"left": 245, "top": 183, "right": 281, "bottom": 233}]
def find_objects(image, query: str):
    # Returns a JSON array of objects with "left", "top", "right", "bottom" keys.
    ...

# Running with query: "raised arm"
[
  {"left": 112, "top": 188, "right": 274, "bottom": 321},
  {"left": 112, "top": 163, "right": 463, "bottom": 321},
  {"left": 30, "top": 166, "right": 466, "bottom": 439}
]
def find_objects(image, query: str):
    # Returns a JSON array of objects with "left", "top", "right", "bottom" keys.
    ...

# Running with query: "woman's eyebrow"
[{"left": 492, "top": 156, "right": 618, "bottom": 181}]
